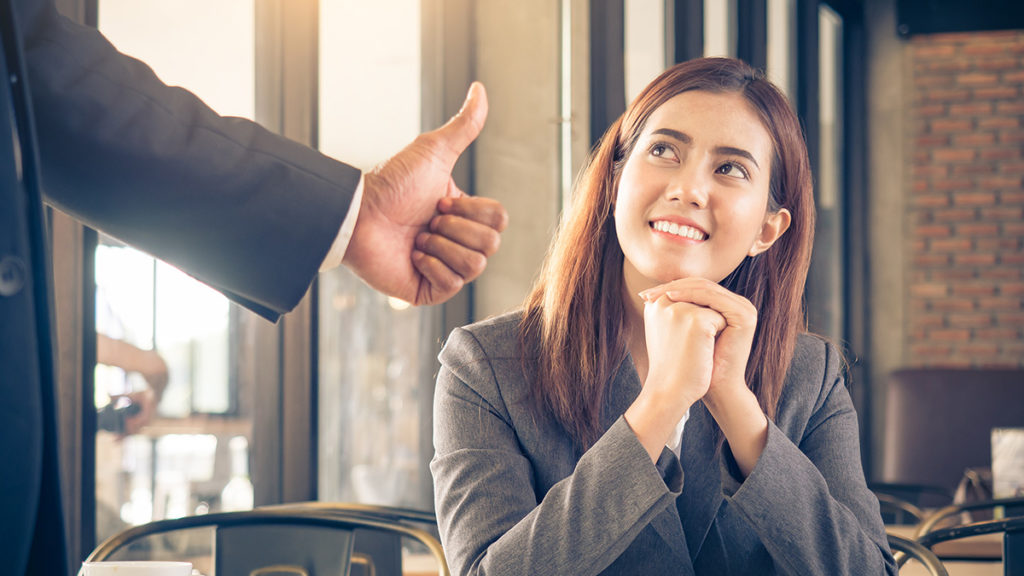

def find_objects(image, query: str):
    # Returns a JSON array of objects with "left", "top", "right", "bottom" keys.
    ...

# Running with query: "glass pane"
[
  {"left": 703, "top": 0, "right": 736, "bottom": 58},
  {"left": 624, "top": 0, "right": 667, "bottom": 104},
  {"left": 807, "top": 5, "right": 845, "bottom": 341},
  {"left": 94, "top": 0, "right": 257, "bottom": 546},
  {"left": 766, "top": 0, "right": 796, "bottom": 99},
  {"left": 317, "top": 0, "right": 439, "bottom": 511}
]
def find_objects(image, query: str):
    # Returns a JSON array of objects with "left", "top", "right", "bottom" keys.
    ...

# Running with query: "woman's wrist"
[
  {"left": 703, "top": 383, "right": 768, "bottom": 478},
  {"left": 625, "top": 387, "right": 695, "bottom": 462}
]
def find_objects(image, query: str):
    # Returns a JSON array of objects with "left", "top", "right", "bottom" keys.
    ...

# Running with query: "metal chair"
[
  {"left": 886, "top": 534, "right": 949, "bottom": 576},
  {"left": 916, "top": 516, "right": 1024, "bottom": 575},
  {"left": 914, "top": 497, "right": 1024, "bottom": 538},
  {"left": 87, "top": 504, "right": 449, "bottom": 576}
]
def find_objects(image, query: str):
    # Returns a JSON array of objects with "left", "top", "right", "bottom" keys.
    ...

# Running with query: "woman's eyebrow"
[
  {"left": 651, "top": 127, "right": 691, "bottom": 144},
  {"left": 649, "top": 128, "right": 759, "bottom": 170},
  {"left": 715, "top": 146, "right": 760, "bottom": 170}
]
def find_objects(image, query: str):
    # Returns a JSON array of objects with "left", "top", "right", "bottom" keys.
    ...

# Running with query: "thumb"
[{"left": 433, "top": 81, "right": 488, "bottom": 161}]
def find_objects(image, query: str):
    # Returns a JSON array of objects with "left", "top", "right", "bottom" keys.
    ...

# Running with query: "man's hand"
[{"left": 342, "top": 82, "right": 508, "bottom": 305}]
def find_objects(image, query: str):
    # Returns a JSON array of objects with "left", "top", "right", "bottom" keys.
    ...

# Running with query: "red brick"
[
  {"left": 951, "top": 284, "right": 997, "bottom": 297},
  {"left": 979, "top": 297, "right": 1021, "bottom": 310},
  {"left": 1001, "top": 283, "right": 1024, "bottom": 296},
  {"left": 978, "top": 118, "right": 1020, "bottom": 131},
  {"left": 963, "top": 43, "right": 1012, "bottom": 56},
  {"left": 912, "top": 179, "right": 930, "bottom": 193},
  {"left": 930, "top": 118, "right": 973, "bottom": 132},
  {"left": 909, "top": 343, "right": 954, "bottom": 357},
  {"left": 949, "top": 313, "right": 993, "bottom": 328},
  {"left": 949, "top": 102, "right": 994, "bottom": 116},
  {"left": 916, "top": 75, "right": 952, "bottom": 88},
  {"left": 919, "top": 59, "right": 971, "bottom": 73},
  {"left": 958, "top": 223, "right": 999, "bottom": 236},
  {"left": 998, "top": 312, "right": 1024, "bottom": 324},
  {"left": 934, "top": 149, "right": 977, "bottom": 163},
  {"left": 1003, "top": 191, "right": 1024, "bottom": 203},
  {"left": 976, "top": 328, "right": 1020, "bottom": 340},
  {"left": 935, "top": 178, "right": 974, "bottom": 191},
  {"left": 924, "top": 88, "right": 971, "bottom": 102},
  {"left": 929, "top": 268, "right": 976, "bottom": 281},
  {"left": 1003, "top": 70, "right": 1024, "bottom": 83},
  {"left": 997, "top": 101, "right": 1024, "bottom": 115},
  {"left": 979, "top": 268, "right": 1021, "bottom": 281},
  {"left": 953, "top": 163, "right": 998, "bottom": 175},
  {"left": 916, "top": 133, "right": 950, "bottom": 146},
  {"left": 915, "top": 44, "right": 957, "bottom": 58},
  {"left": 953, "top": 191, "right": 997, "bottom": 205},
  {"left": 930, "top": 238, "right": 974, "bottom": 251},
  {"left": 914, "top": 165, "right": 949, "bottom": 178},
  {"left": 952, "top": 133, "right": 996, "bottom": 147},
  {"left": 910, "top": 283, "right": 949, "bottom": 298},
  {"left": 957, "top": 73, "right": 999, "bottom": 85},
  {"left": 955, "top": 252, "right": 998, "bottom": 266},
  {"left": 911, "top": 314, "right": 947, "bottom": 329},
  {"left": 978, "top": 57, "right": 1020, "bottom": 71},
  {"left": 912, "top": 194, "right": 951, "bottom": 208},
  {"left": 930, "top": 300, "right": 976, "bottom": 313},
  {"left": 980, "top": 206, "right": 1024, "bottom": 220},
  {"left": 931, "top": 328, "right": 971, "bottom": 341},
  {"left": 913, "top": 253, "right": 951, "bottom": 267},
  {"left": 974, "top": 238, "right": 1015, "bottom": 251},
  {"left": 999, "top": 132, "right": 1024, "bottom": 145},
  {"left": 934, "top": 208, "right": 977, "bottom": 221},
  {"left": 960, "top": 342, "right": 1002, "bottom": 355},
  {"left": 1004, "top": 222, "right": 1024, "bottom": 235},
  {"left": 973, "top": 86, "right": 1020, "bottom": 99},
  {"left": 1002, "top": 162, "right": 1024, "bottom": 174},
  {"left": 979, "top": 176, "right": 1023, "bottom": 189},
  {"left": 1003, "top": 252, "right": 1024, "bottom": 265}
]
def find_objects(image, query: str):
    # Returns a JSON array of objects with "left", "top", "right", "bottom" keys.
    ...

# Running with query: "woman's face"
[{"left": 614, "top": 89, "right": 790, "bottom": 293}]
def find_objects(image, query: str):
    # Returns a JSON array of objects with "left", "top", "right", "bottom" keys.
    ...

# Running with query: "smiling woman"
[{"left": 430, "top": 58, "right": 897, "bottom": 576}]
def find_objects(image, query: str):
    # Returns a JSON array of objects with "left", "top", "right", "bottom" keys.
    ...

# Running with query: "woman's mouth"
[{"left": 650, "top": 220, "right": 708, "bottom": 241}]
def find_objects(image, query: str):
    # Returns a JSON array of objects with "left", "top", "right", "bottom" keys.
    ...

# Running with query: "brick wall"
[{"left": 908, "top": 30, "right": 1024, "bottom": 367}]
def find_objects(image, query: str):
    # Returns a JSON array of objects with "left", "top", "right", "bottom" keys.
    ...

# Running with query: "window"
[{"left": 93, "top": 0, "right": 257, "bottom": 545}]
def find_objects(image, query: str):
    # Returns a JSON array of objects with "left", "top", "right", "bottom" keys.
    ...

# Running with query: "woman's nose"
[{"left": 665, "top": 161, "right": 709, "bottom": 208}]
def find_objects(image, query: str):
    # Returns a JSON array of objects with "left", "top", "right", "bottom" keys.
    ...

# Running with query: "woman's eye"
[
  {"left": 717, "top": 162, "right": 749, "bottom": 179},
  {"left": 650, "top": 143, "right": 676, "bottom": 160}
]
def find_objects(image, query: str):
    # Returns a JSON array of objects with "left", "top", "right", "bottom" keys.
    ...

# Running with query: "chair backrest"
[
  {"left": 886, "top": 534, "right": 949, "bottom": 576},
  {"left": 87, "top": 505, "right": 449, "bottom": 576},
  {"left": 881, "top": 368, "right": 1024, "bottom": 490}
]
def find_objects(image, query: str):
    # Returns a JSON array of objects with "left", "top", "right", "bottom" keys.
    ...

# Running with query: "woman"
[{"left": 431, "top": 58, "right": 895, "bottom": 575}]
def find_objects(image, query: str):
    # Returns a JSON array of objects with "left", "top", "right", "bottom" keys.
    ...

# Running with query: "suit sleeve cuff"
[{"left": 319, "top": 173, "right": 364, "bottom": 271}]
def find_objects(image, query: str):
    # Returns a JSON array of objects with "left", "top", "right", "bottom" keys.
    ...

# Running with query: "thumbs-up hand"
[{"left": 343, "top": 82, "right": 508, "bottom": 306}]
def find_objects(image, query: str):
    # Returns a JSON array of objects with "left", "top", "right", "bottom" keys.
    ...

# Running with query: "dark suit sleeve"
[{"left": 15, "top": 0, "right": 360, "bottom": 320}]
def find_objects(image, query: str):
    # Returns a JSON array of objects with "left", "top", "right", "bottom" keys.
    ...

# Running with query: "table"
[
  {"left": 899, "top": 560, "right": 1002, "bottom": 576},
  {"left": 887, "top": 525, "right": 1004, "bottom": 560}
]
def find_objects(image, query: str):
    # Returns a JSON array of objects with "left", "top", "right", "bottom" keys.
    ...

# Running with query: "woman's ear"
[{"left": 748, "top": 208, "right": 792, "bottom": 257}]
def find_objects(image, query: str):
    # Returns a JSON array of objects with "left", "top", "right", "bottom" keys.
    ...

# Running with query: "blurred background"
[{"left": 44, "top": 0, "right": 1023, "bottom": 565}]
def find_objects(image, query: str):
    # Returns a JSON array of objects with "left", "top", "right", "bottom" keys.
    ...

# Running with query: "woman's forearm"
[{"left": 703, "top": 384, "right": 768, "bottom": 478}]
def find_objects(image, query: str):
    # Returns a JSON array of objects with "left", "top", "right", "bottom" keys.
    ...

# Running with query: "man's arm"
[{"left": 17, "top": 1, "right": 505, "bottom": 319}]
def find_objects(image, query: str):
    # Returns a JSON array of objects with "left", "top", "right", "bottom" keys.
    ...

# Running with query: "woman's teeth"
[{"left": 651, "top": 220, "right": 707, "bottom": 241}]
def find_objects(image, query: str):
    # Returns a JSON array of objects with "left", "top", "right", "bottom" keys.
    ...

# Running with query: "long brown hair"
[{"left": 520, "top": 58, "right": 815, "bottom": 449}]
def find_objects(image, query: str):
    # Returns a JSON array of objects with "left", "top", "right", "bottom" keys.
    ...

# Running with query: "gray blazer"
[{"left": 431, "top": 312, "right": 897, "bottom": 575}]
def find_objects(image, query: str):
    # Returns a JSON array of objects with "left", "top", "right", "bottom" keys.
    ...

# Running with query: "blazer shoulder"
[
  {"left": 780, "top": 333, "right": 847, "bottom": 412},
  {"left": 439, "top": 310, "right": 525, "bottom": 369}
]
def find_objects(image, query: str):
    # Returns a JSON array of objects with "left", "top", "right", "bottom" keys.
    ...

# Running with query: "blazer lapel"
[
  {"left": 677, "top": 401, "right": 725, "bottom": 561},
  {"left": 603, "top": 356, "right": 692, "bottom": 564}
]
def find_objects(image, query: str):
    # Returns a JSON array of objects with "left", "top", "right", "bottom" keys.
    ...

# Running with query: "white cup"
[{"left": 79, "top": 561, "right": 193, "bottom": 576}]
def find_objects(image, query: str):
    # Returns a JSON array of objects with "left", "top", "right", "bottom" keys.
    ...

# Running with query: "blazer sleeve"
[
  {"left": 431, "top": 327, "right": 682, "bottom": 576},
  {"left": 15, "top": 0, "right": 361, "bottom": 321},
  {"left": 720, "top": 339, "right": 898, "bottom": 576}
]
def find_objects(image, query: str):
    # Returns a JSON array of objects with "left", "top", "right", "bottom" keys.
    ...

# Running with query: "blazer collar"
[{"left": 605, "top": 355, "right": 724, "bottom": 564}]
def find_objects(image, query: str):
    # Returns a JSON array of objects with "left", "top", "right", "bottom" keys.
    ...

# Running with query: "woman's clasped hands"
[{"left": 627, "top": 277, "right": 769, "bottom": 475}]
